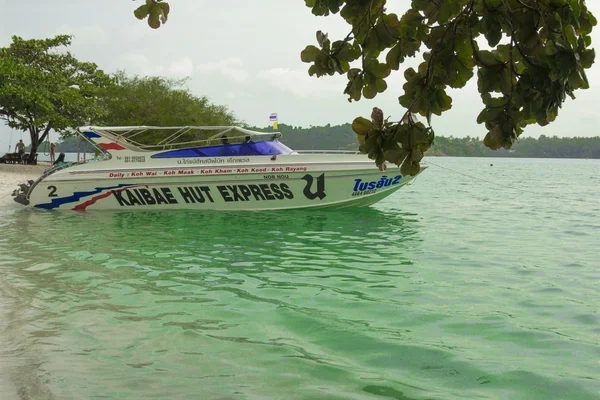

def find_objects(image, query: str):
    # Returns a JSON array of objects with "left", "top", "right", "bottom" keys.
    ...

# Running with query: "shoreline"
[
  {"left": 0, "top": 163, "right": 48, "bottom": 208},
  {"left": 0, "top": 163, "right": 48, "bottom": 175}
]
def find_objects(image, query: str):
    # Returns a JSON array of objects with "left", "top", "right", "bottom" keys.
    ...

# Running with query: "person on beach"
[
  {"left": 50, "top": 143, "right": 56, "bottom": 163},
  {"left": 15, "top": 140, "right": 25, "bottom": 155}
]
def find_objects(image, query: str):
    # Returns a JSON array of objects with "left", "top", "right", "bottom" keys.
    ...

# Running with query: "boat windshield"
[{"left": 151, "top": 140, "right": 293, "bottom": 158}]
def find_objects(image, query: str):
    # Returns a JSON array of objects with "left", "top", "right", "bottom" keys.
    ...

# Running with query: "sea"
[{"left": 0, "top": 157, "right": 598, "bottom": 400}]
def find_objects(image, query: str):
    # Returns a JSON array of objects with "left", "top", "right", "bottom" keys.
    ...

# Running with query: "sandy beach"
[{"left": 0, "top": 163, "right": 48, "bottom": 208}]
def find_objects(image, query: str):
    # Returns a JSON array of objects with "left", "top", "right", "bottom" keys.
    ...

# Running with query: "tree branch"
[
  {"left": 516, "top": 0, "right": 539, "bottom": 13},
  {"left": 39, "top": 123, "right": 53, "bottom": 144},
  {"left": 331, "top": 4, "right": 373, "bottom": 57},
  {"left": 399, "top": 1, "right": 475, "bottom": 125}
]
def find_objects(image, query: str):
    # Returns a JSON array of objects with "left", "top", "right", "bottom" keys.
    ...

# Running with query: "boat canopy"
[
  {"left": 152, "top": 140, "right": 293, "bottom": 158},
  {"left": 77, "top": 126, "right": 283, "bottom": 153}
]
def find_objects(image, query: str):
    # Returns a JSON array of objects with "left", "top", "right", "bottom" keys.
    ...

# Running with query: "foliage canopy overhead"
[{"left": 301, "top": 0, "right": 596, "bottom": 174}]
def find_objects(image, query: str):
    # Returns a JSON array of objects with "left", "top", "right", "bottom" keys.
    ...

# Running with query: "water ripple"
[{"left": 0, "top": 158, "right": 598, "bottom": 399}]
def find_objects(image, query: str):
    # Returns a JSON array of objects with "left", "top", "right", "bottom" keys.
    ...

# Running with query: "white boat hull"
[{"left": 23, "top": 155, "right": 424, "bottom": 211}]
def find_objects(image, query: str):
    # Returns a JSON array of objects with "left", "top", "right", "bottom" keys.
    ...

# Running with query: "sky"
[{"left": 2, "top": 0, "right": 600, "bottom": 152}]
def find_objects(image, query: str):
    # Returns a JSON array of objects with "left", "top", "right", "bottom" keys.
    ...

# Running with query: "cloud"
[
  {"left": 56, "top": 25, "right": 109, "bottom": 46},
  {"left": 223, "top": 91, "right": 252, "bottom": 100},
  {"left": 259, "top": 67, "right": 345, "bottom": 98},
  {"left": 118, "top": 24, "right": 154, "bottom": 44},
  {"left": 113, "top": 55, "right": 193, "bottom": 79},
  {"left": 196, "top": 58, "right": 249, "bottom": 83},
  {"left": 119, "top": 53, "right": 164, "bottom": 76},
  {"left": 168, "top": 57, "right": 194, "bottom": 78}
]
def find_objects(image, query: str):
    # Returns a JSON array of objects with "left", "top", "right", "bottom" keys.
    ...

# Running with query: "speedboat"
[{"left": 12, "top": 126, "right": 426, "bottom": 211}]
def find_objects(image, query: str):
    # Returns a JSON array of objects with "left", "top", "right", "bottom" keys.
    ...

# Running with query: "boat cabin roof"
[{"left": 78, "top": 126, "right": 282, "bottom": 153}]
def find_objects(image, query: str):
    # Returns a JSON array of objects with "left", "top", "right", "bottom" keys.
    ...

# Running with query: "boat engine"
[{"left": 12, "top": 180, "right": 34, "bottom": 206}]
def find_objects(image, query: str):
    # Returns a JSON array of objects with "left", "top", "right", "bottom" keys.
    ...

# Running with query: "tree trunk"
[
  {"left": 28, "top": 126, "right": 39, "bottom": 165},
  {"left": 27, "top": 124, "right": 52, "bottom": 165}
]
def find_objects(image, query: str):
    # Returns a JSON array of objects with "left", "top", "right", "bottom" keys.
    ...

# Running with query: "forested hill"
[
  {"left": 256, "top": 123, "right": 359, "bottom": 151},
  {"left": 256, "top": 123, "right": 600, "bottom": 158},
  {"left": 42, "top": 123, "right": 600, "bottom": 158},
  {"left": 427, "top": 135, "right": 600, "bottom": 158}
]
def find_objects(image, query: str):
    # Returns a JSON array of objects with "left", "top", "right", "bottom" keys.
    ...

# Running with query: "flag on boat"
[{"left": 270, "top": 113, "right": 278, "bottom": 130}]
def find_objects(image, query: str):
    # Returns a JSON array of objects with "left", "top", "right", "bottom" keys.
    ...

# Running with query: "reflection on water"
[
  {"left": 5, "top": 208, "right": 422, "bottom": 301},
  {"left": 1, "top": 208, "right": 428, "bottom": 400},
  {"left": 12, "top": 206, "right": 419, "bottom": 243}
]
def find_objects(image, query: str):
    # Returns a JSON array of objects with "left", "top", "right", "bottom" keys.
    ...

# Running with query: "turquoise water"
[{"left": 0, "top": 157, "right": 598, "bottom": 400}]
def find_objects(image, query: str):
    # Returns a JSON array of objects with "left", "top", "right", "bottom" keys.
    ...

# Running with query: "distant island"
[
  {"left": 256, "top": 124, "right": 600, "bottom": 159},
  {"left": 30, "top": 123, "right": 600, "bottom": 159}
]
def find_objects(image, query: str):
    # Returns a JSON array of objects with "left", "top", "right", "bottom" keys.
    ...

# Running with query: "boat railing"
[
  {"left": 80, "top": 126, "right": 283, "bottom": 152},
  {"left": 295, "top": 150, "right": 362, "bottom": 155},
  {"left": 131, "top": 135, "right": 277, "bottom": 151}
]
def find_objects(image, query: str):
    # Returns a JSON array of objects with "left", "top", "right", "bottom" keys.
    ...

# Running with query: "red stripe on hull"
[
  {"left": 72, "top": 186, "right": 136, "bottom": 211},
  {"left": 99, "top": 142, "right": 126, "bottom": 151}
]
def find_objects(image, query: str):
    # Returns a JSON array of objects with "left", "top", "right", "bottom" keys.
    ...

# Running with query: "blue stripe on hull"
[
  {"left": 82, "top": 131, "right": 102, "bottom": 138},
  {"left": 34, "top": 183, "right": 134, "bottom": 210}
]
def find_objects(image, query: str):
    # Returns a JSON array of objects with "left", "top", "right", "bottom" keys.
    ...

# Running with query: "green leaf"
[
  {"left": 434, "top": 88, "right": 452, "bottom": 111},
  {"left": 580, "top": 49, "right": 595, "bottom": 68},
  {"left": 483, "top": 125, "right": 504, "bottom": 150},
  {"left": 352, "top": 117, "right": 374, "bottom": 136},
  {"left": 455, "top": 38, "right": 474, "bottom": 65},
  {"left": 335, "top": 41, "right": 361, "bottom": 62},
  {"left": 411, "top": 148, "right": 424, "bottom": 162},
  {"left": 376, "top": 78, "right": 388, "bottom": 93},
  {"left": 158, "top": 2, "right": 170, "bottom": 24},
  {"left": 316, "top": 30, "right": 328, "bottom": 47},
  {"left": 545, "top": 41, "right": 558, "bottom": 55},
  {"left": 404, "top": 67, "right": 418, "bottom": 81},
  {"left": 485, "top": 25, "right": 502, "bottom": 47},
  {"left": 375, "top": 149, "right": 386, "bottom": 167},
  {"left": 357, "top": 132, "right": 366, "bottom": 146},
  {"left": 301, "top": 45, "right": 321, "bottom": 63},
  {"left": 386, "top": 44, "right": 404, "bottom": 71},
  {"left": 361, "top": 132, "right": 380, "bottom": 156},
  {"left": 345, "top": 82, "right": 362, "bottom": 101},
  {"left": 363, "top": 84, "right": 377, "bottom": 99},
  {"left": 134, "top": 4, "right": 151, "bottom": 20},
  {"left": 477, "top": 50, "right": 501, "bottom": 67},
  {"left": 384, "top": 148, "right": 409, "bottom": 166},
  {"left": 437, "top": 0, "right": 451, "bottom": 24},
  {"left": 148, "top": 5, "right": 162, "bottom": 29},
  {"left": 564, "top": 24, "right": 578, "bottom": 48},
  {"left": 400, "top": 159, "right": 420, "bottom": 176}
]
